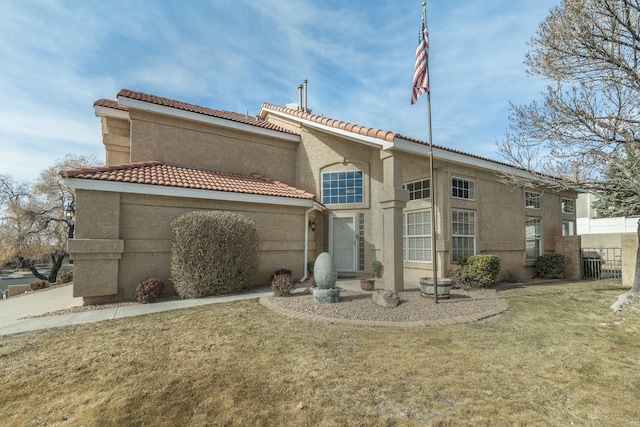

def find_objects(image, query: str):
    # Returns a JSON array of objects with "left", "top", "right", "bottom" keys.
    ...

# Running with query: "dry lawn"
[{"left": 0, "top": 280, "right": 638, "bottom": 426}]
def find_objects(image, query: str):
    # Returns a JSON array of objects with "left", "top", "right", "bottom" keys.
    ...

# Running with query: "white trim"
[
  {"left": 65, "top": 178, "right": 322, "bottom": 209},
  {"left": 525, "top": 191, "right": 542, "bottom": 210},
  {"left": 118, "top": 97, "right": 300, "bottom": 142},
  {"left": 94, "top": 105, "right": 129, "bottom": 120},
  {"left": 451, "top": 208, "right": 477, "bottom": 263},
  {"left": 261, "top": 106, "right": 394, "bottom": 150},
  {"left": 451, "top": 176, "right": 476, "bottom": 201},
  {"left": 329, "top": 213, "right": 357, "bottom": 273}
]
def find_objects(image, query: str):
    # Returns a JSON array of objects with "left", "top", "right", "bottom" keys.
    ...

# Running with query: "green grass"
[{"left": 0, "top": 280, "right": 638, "bottom": 426}]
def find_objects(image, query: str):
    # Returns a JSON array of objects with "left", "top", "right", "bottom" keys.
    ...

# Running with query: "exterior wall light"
[{"left": 309, "top": 220, "right": 317, "bottom": 231}]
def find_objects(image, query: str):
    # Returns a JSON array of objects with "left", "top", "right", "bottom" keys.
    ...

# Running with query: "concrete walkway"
[
  {"left": 0, "top": 284, "right": 277, "bottom": 337},
  {"left": 0, "top": 279, "right": 384, "bottom": 337}
]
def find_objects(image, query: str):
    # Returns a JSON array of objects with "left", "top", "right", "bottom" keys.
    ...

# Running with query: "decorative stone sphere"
[{"left": 313, "top": 252, "right": 338, "bottom": 289}]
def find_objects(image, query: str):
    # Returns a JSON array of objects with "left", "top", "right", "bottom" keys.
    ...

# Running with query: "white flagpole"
[{"left": 424, "top": 2, "right": 438, "bottom": 303}]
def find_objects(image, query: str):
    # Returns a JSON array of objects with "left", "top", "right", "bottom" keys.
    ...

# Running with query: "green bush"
[
  {"left": 450, "top": 254, "right": 501, "bottom": 290},
  {"left": 271, "top": 270, "right": 296, "bottom": 297},
  {"left": 135, "top": 277, "right": 165, "bottom": 303},
  {"left": 30, "top": 280, "right": 50, "bottom": 291},
  {"left": 534, "top": 253, "right": 565, "bottom": 279},
  {"left": 171, "top": 211, "right": 260, "bottom": 298}
]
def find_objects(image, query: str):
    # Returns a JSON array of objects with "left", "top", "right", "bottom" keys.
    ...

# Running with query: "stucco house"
[{"left": 63, "top": 89, "right": 580, "bottom": 303}]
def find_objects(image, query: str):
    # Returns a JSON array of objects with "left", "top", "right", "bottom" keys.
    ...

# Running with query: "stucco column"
[{"left": 380, "top": 151, "right": 409, "bottom": 291}]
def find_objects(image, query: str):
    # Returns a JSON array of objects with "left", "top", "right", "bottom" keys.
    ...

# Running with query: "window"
[
  {"left": 526, "top": 217, "right": 542, "bottom": 261},
  {"left": 562, "top": 220, "right": 575, "bottom": 236},
  {"left": 562, "top": 198, "right": 575, "bottom": 214},
  {"left": 525, "top": 191, "right": 541, "bottom": 209},
  {"left": 322, "top": 171, "right": 363, "bottom": 205},
  {"left": 403, "top": 178, "right": 430, "bottom": 201},
  {"left": 451, "top": 209, "right": 476, "bottom": 262},
  {"left": 451, "top": 177, "right": 475, "bottom": 200},
  {"left": 403, "top": 210, "right": 432, "bottom": 262}
]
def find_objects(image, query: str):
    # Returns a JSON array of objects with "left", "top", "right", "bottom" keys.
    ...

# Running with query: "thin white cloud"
[{"left": 0, "top": 0, "right": 560, "bottom": 181}]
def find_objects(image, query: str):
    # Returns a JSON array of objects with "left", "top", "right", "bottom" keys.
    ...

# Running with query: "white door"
[{"left": 330, "top": 214, "right": 357, "bottom": 273}]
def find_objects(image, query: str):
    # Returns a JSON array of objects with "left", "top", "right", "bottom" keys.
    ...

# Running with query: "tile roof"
[
  {"left": 116, "top": 89, "right": 298, "bottom": 135},
  {"left": 260, "top": 103, "right": 397, "bottom": 142},
  {"left": 61, "top": 162, "right": 317, "bottom": 201},
  {"left": 259, "top": 102, "right": 520, "bottom": 170},
  {"left": 94, "top": 99, "right": 126, "bottom": 111}
]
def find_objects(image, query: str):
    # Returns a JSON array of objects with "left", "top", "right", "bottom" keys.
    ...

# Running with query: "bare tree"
[
  {"left": 496, "top": 0, "right": 640, "bottom": 310},
  {"left": 0, "top": 154, "right": 99, "bottom": 283}
]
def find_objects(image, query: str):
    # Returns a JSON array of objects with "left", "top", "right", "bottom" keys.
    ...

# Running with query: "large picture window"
[
  {"left": 451, "top": 209, "right": 476, "bottom": 263},
  {"left": 322, "top": 171, "right": 363, "bottom": 205},
  {"left": 526, "top": 217, "right": 542, "bottom": 261},
  {"left": 403, "top": 210, "right": 432, "bottom": 262},
  {"left": 403, "top": 178, "right": 430, "bottom": 201},
  {"left": 451, "top": 177, "right": 475, "bottom": 200}
]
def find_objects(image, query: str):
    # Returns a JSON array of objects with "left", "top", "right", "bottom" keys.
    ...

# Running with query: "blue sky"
[{"left": 0, "top": 0, "right": 559, "bottom": 181}]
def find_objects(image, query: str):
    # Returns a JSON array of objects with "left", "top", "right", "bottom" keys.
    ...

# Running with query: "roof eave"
[
  {"left": 260, "top": 105, "right": 394, "bottom": 150},
  {"left": 64, "top": 178, "right": 319, "bottom": 208},
  {"left": 94, "top": 105, "right": 129, "bottom": 120},
  {"left": 118, "top": 96, "right": 300, "bottom": 143}
]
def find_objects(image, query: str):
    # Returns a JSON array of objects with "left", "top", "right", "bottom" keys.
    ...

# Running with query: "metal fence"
[{"left": 581, "top": 247, "right": 622, "bottom": 279}]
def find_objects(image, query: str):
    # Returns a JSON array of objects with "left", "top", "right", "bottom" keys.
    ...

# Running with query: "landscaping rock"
[
  {"left": 372, "top": 290, "right": 399, "bottom": 308},
  {"left": 313, "top": 287, "right": 340, "bottom": 304}
]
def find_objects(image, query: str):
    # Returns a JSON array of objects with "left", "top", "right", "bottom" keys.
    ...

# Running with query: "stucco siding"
[
  {"left": 128, "top": 110, "right": 298, "bottom": 184},
  {"left": 70, "top": 190, "right": 313, "bottom": 302}
]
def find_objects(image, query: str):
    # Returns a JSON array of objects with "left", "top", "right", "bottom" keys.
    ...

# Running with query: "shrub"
[
  {"left": 270, "top": 268, "right": 292, "bottom": 282},
  {"left": 271, "top": 270, "right": 296, "bottom": 297},
  {"left": 171, "top": 211, "right": 260, "bottom": 298},
  {"left": 535, "top": 253, "right": 566, "bottom": 279},
  {"left": 450, "top": 254, "right": 501, "bottom": 290},
  {"left": 135, "top": 277, "right": 165, "bottom": 303},
  {"left": 58, "top": 272, "right": 73, "bottom": 284},
  {"left": 30, "top": 280, "right": 50, "bottom": 291}
]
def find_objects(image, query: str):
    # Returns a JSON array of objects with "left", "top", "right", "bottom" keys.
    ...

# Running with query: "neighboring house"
[
  {"left": 63, "top": 89, "right": 580, "bottom": 303},
  {"left": 576, "top": 192, "right": 638, "bottom": 286},
  {"left": 577, "top": 192, "right": 638, "bottom": 247}
]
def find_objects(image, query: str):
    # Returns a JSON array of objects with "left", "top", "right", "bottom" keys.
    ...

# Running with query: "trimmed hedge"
[
  {"left": 171, "top": 211, "right": 260, "bottom": 298},
  {"left": 450, "top": 254, "right": 501, "bottom": 289},
  {"left": 534, "top": 253, "right": 565, "bottom": 279}
]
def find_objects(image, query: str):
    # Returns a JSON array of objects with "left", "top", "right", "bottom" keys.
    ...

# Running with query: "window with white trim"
[
  {"left": 562, "top": 198, "right": 575, "bottom": 214},
  {"left": 403, "top": 178, "right": 430, "bottom": 201},
  {"left": 322, "top": 171, "right": 363, "bottom": 205},
  {"left": 403, "top": 210, "right": 432, "bottom": 262},
  {"left": 562, "top": 220, "right": 575, "bottom": 236},
  {"left": 525, "top": 191, "right": 541, "bottom": 209},
  {"left": 526, "top": 217, "right": 542, "bottom": 261},
  {"left": 451, "top": 177, "right": 475, "bottom": 200},
  {"left": 451, "top": 209, "right": 476, "bottom": 262}
]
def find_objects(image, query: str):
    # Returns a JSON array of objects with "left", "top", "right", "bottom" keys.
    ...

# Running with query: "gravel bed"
[{"left": 266, "top": 288, "right": 507, "bottom": 323}]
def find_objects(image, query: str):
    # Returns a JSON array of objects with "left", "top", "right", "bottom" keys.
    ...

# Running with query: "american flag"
[{"left": 411, "top": 11, "right": 429, "bottom": 104}]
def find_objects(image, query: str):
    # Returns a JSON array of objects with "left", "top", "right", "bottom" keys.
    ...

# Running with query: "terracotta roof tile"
[
  {"left": 116, "top": 89, "right": 298, "bottom": 136},
  {"left": 94, "top": 99, "right": 127, "bottom": 111},
  {"left": 61, "top": 162, "right": 318, "bottom": 201},
  {"left": 260, "top": 103, "right": 398, "bottom": 143}
]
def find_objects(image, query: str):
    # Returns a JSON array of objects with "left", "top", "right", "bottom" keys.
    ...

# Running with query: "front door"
[{"left": 330, "top": 214, "right": 357, "bottom": 274}]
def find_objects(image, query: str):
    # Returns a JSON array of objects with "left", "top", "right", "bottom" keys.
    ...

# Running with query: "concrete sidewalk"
[
  {"left": 0, "top": 279, "right": 393, "bottom": 337},
  {"left": 0, "top": 284, "right": 274, "bottom": 337}
]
